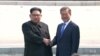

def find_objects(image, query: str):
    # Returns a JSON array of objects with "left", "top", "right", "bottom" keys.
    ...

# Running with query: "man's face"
[
  {"left": 60, "top": 9, "right": 71, "bottom": 22},
  {"left": 30, "top": 10, "right": 42, "bottom": 23}
]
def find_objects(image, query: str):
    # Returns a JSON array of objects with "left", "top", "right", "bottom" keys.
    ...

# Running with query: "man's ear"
[
  {"left": 41, "top": 15, "right": 42, "bottom": 17},
  {"left": 69, "top": 11, "right": 71, "bottom": 16},
  {"left": 29, "top": 14, "right": 32, "bottom": 18}
]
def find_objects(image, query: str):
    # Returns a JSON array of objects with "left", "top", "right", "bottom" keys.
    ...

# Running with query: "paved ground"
[
  {"left": 0, "top": 48, "right": 100, "bottom": 56},
  {"left": 0, "top": 54, "right": 100, "bottom": 56}
]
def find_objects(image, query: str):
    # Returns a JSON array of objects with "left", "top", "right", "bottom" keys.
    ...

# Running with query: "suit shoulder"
[
  {"left": 56, "top": 23, "right": 63, "bottom": 29},
  {"left": 71, "top": 21, "right": 79, "bottom": 28},
  {"left": 40, "top": 22, "right": 48, "bottom": 27},
  {"left": 58, "top": 23, "right": 63, "bottom": 26},
  {"left": 22, "top": 21, "right": 30, "bottom": 26}
]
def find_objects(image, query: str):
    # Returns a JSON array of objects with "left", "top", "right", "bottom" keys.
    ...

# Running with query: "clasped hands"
[{"left": 43, "top": 38, "right": 52, "bottom": 46}]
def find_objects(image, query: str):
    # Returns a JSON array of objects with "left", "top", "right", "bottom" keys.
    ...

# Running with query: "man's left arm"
[
  {"left": 71, "top": 26, "right": 80, "bottom": 54},
  {"left": 45, "top": 25, "right": 50, "bottom": 39}
]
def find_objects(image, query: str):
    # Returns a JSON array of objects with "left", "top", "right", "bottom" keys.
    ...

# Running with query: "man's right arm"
[
  {"left": 51, "top": 24, "right": 60, "bottom": 46},
  {"left": 51, "top": 36, "right": 57, "bottom": 46},
  {"left": 22, "top": 23, "right": 43, "bottom": 44}
]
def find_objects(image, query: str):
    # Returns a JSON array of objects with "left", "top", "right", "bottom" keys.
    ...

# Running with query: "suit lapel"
[
  {"left": 59, "top": 24, "right": 63, "bottom": 37},
  {"left": 63, "top": 21, "right": 72, "bottom": 34},
  {"left": 29, "top": 21, "right": 41, "bottom": 34},
  {"left": 59, "top": 21, "right": 72, "bottom": 40}
]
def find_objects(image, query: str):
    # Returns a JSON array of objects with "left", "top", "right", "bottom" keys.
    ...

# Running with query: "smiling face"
[{"left": 60, "top": 7, "right": 71, "bottom": 22}]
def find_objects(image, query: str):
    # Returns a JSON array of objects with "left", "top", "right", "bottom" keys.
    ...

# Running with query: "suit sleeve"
[
  {"left": 22, "top": 23, "right": 43, "bottom": 44},
  {"left": 52, "top": 25, "right": 59, "bottom": 46},
  {"left": 71, "top": 26, "right": 80, "bottom": 53},
  {"left": 45, "top": 26, "right": 50, "bottom": 39},
  {"left": 52, "top": 36, "right": 57, "bottom": 46}
]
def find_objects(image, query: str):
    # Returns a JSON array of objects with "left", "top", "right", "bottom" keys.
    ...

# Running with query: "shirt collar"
[
  {"left": 63, "top": 19, "right": 71, "bottom": 25},
  {"left": 30, "top": 21, "right": 41, "bottom": 28}
]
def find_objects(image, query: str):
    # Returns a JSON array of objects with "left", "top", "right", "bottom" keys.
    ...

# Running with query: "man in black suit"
[
  {"left": 52, "top": 7, "right": 80, "bottom": 56},
  {"left": 22, "top": 7, "right": 52, "bottom": 56}
]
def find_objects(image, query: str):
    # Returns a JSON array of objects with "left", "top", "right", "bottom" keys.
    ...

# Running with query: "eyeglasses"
[{"left": 31, "top": 14, "right": 41, "bottom": 16}]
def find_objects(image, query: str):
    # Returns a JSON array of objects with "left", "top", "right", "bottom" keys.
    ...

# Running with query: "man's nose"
[{"left": 34, "top": 16, "right": 38, "bottom": 18}]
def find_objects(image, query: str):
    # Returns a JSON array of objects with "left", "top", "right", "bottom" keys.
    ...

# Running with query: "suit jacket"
[
  {"left": 22, "top": 21, "right": 52, "bottom": 56},
  {"left": 53, "top": 21, "right": 80, "bottom": 56}
]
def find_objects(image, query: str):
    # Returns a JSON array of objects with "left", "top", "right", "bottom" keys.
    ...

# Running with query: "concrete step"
[{"left": 0, "top": 48, "right": 100, "bottom": 54}]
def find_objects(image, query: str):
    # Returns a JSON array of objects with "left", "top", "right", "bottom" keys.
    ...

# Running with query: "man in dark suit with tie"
[
  {"left": 22, "top": 7, "right": 52, "bottom": 56},
  {"left": 52, "top": 7, "right": 80, "bottom": 56}
]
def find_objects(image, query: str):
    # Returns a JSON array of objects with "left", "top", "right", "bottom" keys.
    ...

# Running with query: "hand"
[
  {"left": 43, "top": 38, "right": 50, "bottom": 46},
  {"left": 49, "top": 41, "right": 53, "bottom": 47}
]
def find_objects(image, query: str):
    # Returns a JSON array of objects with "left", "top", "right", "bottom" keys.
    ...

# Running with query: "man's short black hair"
[
  {"left": 30, "top": 7, "right": 42, "bottom": 14},
  {"left": 60, "top": 7, "right": 71, "bottom": 15}
]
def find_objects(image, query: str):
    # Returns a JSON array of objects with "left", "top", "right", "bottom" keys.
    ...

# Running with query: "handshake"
[{"left": 43, "top": 38, "right": 52, "bottom": 46}]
